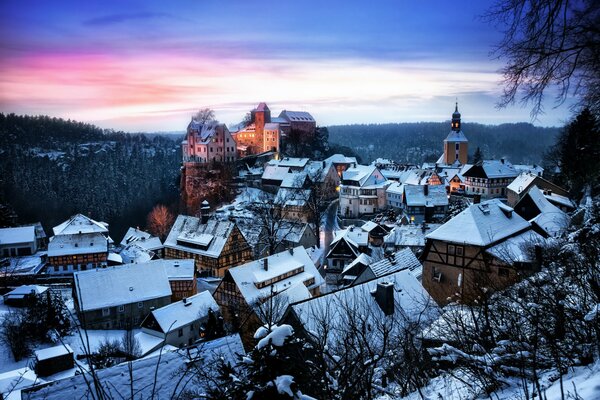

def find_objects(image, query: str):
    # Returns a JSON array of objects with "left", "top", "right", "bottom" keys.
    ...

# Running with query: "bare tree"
[
  {"left": 485, "top": 0, "right": 600, "bottom": 116},
  {"left": 146, "top": 204, "right": 175, "bottom": 241},
  {"left": 192, "top": 108, "right": 216, "bottom": 124}
]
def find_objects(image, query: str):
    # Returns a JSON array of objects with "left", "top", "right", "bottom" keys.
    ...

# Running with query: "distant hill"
[
  {"left": 327, "top": 122, "right": 560, "bottom": 165},
  {"left": 0, "top": 114, "right": 182, "bottom": 241}
]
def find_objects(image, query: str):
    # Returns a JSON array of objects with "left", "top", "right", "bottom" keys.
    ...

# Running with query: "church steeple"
[{"left": 451, "top": 102, "right": 461, "bottom": 132}]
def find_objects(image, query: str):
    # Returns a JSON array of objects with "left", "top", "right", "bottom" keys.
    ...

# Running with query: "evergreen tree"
[{"left": 472, "top": 146, "right": 484, "bottom": 164}]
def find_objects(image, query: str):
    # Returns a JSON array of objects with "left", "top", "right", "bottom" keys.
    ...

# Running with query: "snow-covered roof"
[
  {"left": 47, "top": 232, "right": 108, "bottom": 257},
  {"left": 262, "top": 165, "right": 291, "bottom": 182},
  {"left": 280, "top": 171, "right": 307, "bottom": 188},
  {"left": 52, "top": 214, "right": 108, "bottom": 236},
  {"left": 342, "top": 252, "right": 372, "bottom": 274},
  {"left": 264, "top": 122, "right": 279, "bottom": 130},
  {"left": 368, "top": 248, "right": 422, "bottom": 279},
  {"left": 526, "top": 186, "right": 570, "bottom": 237},
  {"left": 0, "top": 226, "right": 35, "bottom": 245},
  {"left": 342, "top": 165, "right": 386, "bottom": 187},
  {"left": 269, "top": 157, "right": 310, "bottom": 168},
  {"left": 513, "top": 164, "right": 544, "bottom": 176},
  {"left": 444, "top": 130, "right": 468, "bottom": 143},
  {"left": 486, "top": 230, "right": 545, "bottom": 264},
  {"left": 290, "top": 269, "right": 439, "bottom": 345},
  {"left": 463, "top": 160, "right": 519, "bottom": 179},
  {"left": 74, "top": 263, "right": 171, "bottom": 312},
  {"left": 226, "top": 246, "right": 324, "bottom": 305},
  {"left": 329, "top": 226, "right": 369, "bottom": 251},
  {"left": 4, "top": 285, "right": 48, "bottom": 298},
  {"left": 544, "top": 192, "right": 576, "bottom": 209},
  {"left": 274, "top": 188, "right": 310, "bottom": 207},
  {"left": 426, "top": 199, "right": 530, "bottom": 246},
  {"left": 385, "top": 223, "right": 441, "bottom": 248},
  {"left": 386, "top": 181, "right": 404, "bottom": 195},
  {"left": 507, "top": 172, "right": 538, "bottom": 195},
  {"left": 119, "top": 227, "right": 162, "bottom": 251},
  {"left": 24, "top": 335, "right": 245, "bottom": 400},
  {"left": 136, "top": 259, "right": 195, "bottom": 280},
  {"left": 2, "top": 254, "right": 46, "bottom": 276},
  {"left": 400, "top": 169, "right": 437, "bottom": 185},
  {"left": 278, "top": 110, "right": 315, "bottom": 122},
  {"left": 164, "top": 215, "right": 237, "bottom": 258},
  {"left": 324, "top": 154, "right": 357, "bottom": 165},
  {"left": 404, "top": 184, "right": 448, "bottom": 207},
  {"left": 149, "top": 291, "right": 219, "bottom": 333},
  {"left": 187, "top": 121, "right": 228, "bottom": 145},
  {"left": 107, "top": 252, "right": 122, "bottom": 264},
  {"left": 34, "top": 344, "right": 73, "bottom": 361},
  {"left": 275, "top": 222, "right": 312, "bottom": 244},
  {"left": 119, "top": 243, "right": 154, "bottom": 264}
]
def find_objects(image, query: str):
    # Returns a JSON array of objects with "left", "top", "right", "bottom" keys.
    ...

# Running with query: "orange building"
[{"left": 441, "top": 103, "right": 469, "bottom": 166}]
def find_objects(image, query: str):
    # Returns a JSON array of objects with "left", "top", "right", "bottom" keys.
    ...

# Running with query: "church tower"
[{"left": 443, "top": 103, "right": 469, "bottom": 165}]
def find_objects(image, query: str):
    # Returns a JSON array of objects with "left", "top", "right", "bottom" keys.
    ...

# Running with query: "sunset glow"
[{"left": 0, "top": 0, "right": 573, "bottom": 131}]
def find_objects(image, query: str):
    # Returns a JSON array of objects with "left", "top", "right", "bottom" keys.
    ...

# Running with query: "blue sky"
[{"left": 0, "top": 0, "right": 575, "bottom": 131}]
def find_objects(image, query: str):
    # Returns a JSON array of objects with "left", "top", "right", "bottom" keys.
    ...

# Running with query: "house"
[
  {"left": 506, "top": 172, "right": 571, "bottom": 207},
  {"left": 353, "top": 248, "right": 423, "bottom": 284},
  {"left": 514, "top": 186, "right": 570, "bottom": 237},
  {"left": 402, "top": 184, "right": 449, "bottom": 223},
  {"left": 22, "top": 335, "right": 245, "bottom": 400},
  {"left": 422, "top": 199, "right": 546, "bottom": 306},
  {"left": 34, "top": 345, "right": 74, "bottom": 377},
  {"left": 360, "top": 221, "right": 389, "bottom": 246},
  {"left": 324, "top": 154, "right": 357, "bottom": 177},
  {"left": 137, "top": 291, "right": 220, "bottom": 354},
  {"left": 305, "top": 160, "right": 340, "bottom": 200},
  {"left": 164, "top": 215, "right": 252, "bottom": 278},
  {"left": 274, "top": 222, "right": 318, "bottom": 253},
  {"left": 438, "top": 164, "right": 472, "bottom": 194},
  {"left": 214, "top": 246, "right": 324, "bottom": 342},
  {"left": 340, "top": 247, "right": 423, "bottom": 286},
  {"left": 383, "top": 222, "right": 442, "bottom": 255},
  {"left": 182, "top": 120, "right": 237, "bottom": 164},
  {"left": 274, "top": 187, "right": 312, "bottom": 223},
  {"left": 3, "top": 285, "right": 49, "bottom": 307},
  {"left": 135, "top": 259, "right": 197, "bottom": 302},
  {"left": 73, "top": 262, "right": 172, "bottom": 329},
  {"left": 283, "top": 269, "right": 439, "bottom": 349},
  {"left": 0, "top": 226, "right": 38, "bottom": 257},
  {"left": 462, "top": 160, "right": 519, "bottom": 198},
  {"left": 386, "top": 182, "right": 404, "bottom": 210},
  {"left": 46, "top": 214, "right": 111, "bottom": 275},
  {"left": 119, "top": 227, "right": 163, "bottom": 259},
  {"left": 339, "top": 164, "right": 390, "bottom": 219}
]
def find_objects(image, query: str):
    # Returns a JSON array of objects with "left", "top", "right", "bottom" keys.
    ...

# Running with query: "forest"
[
  {"left": 0, "top": 114, "right": 182, "bottom": 241},
  {"left": 328, "top": 122, "right": 560, "bottom": 165}
]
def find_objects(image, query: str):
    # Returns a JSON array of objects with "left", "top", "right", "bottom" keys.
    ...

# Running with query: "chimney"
[
  {"left": 473, "top": 194, "right": 481, "bottom": 204},
  {"left": 263, "top": 258, "right": 268, "bottom": 271},
  {"left": 500, "top": 158, "right": 505, "bottom": 164},
  {"left": 424, "top": 184, "right": 429, "bottom": 196},
  {"left": 201, "top": 200, "right": 210, "bottom": 224},
  {"left": 547, "top": 189, "right": 552, "bottom": 196},
  {"left": 373, "top": 282, "right": 394, "bottom": 316}
]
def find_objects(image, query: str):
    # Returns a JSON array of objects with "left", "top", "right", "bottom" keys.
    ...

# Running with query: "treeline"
[
  {"left": 0, "top": 114, "right": 182, "bottom": 241},
  {"left": 327, "top": 121, "right": 560, "bottom": 164}
]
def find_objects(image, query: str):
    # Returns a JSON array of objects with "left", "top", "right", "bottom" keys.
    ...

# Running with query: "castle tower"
[{"left": 443, "top": 103, "right": 469, "bottom": 165}]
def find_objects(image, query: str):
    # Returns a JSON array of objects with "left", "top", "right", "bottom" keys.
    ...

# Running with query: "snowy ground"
[{"left": 215, "top": 186, "right": 267, "bottom": 219}]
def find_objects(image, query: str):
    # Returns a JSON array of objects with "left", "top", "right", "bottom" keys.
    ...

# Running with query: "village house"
[
  {"left": 340, "top": 247, "right": 423, "bottom": 286},
  {"left": 3, "top": 284, "right": 49, "bottom": 307},
  {"left": 506, "top": 171, "right": 571, "bottom": 208},
  {"left": 514, "top": 186, "right": 571, "bottom": 237},
  {"left": 339, "top": 164, "right": 390, "bottom": 219},
  {"left": 136, "top": 291, "right": 220, "bottom": 354},
  {"left": 462, "top": 160, "right": 519, "bottom": 198},
  {"left": 324, "top": 154, "right": 357, "bottom": 177},
  {"left": 383, "top": 222, "right": 441, "bottom": 255},
  {"left": 46, "top": 214, "right": 111, "bottom": 275},
  {"left": 0, "top": 225, "right": 38, "bottom": 257},
  {"left": 164, "top": 213, "right": 252, "bottom": 278},
  {"left": 73, "top": 262, "right": 172, "bottom": 329},
  {"left": 421, "top": 199, "right": 546, "bottom": 306},
  {"left": 214, "top": 246, "right": 324, "bottom": 343},
  {"left": 283, "top": 269, "right": 439, "bottom": 350},
  {"left": 386, "top": 181, "right": 404, "bottom": 210},
  {"left": 34, "top": 345, "right": 74, "bottom": 377},
  {"left": 402, "top": 184, "right": 449, "bottom": 223},
  {"left": 119, "top": 227, "right": 164, "bottom": 260}
]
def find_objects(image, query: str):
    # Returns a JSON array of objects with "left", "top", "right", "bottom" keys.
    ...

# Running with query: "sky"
[{"left": 0, "top": 0, "right": 575, "bottom": 132}]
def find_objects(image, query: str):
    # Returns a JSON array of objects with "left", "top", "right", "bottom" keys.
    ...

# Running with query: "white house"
[{"left": 339, "top": 165, "right": 390, "bottom": 218}]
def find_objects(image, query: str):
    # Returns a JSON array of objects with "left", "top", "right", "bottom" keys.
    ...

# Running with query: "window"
[
  {"left": 102, "top": 308, "right": 110, "bottom": 316},
  {"left": 178, "top": 328, "right": 183, "bottom": 337},
  {"left": 138, "top": 302, "right": 143, "bottom": 309},
  {"left": 456, "top": 246, "right": 464, "bottom": 256},
  {"left": 118, "top": 305, "right": 125, "bottom": 312},
  {"left": 448, "top": 245, "right": 455, "bottom": 255},
  {"left": 455, "top": 143, "right": 460, "bottom": 150}
]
